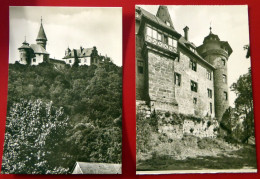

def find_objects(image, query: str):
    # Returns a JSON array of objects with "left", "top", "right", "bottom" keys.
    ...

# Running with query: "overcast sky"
[
  {"left": 139, "top": 5, "right": 251, "bottom": 107},
  {"left": 9, "top": 6, "right": 122, "bottom": 66}
]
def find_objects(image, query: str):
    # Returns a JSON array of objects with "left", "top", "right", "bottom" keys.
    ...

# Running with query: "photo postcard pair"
[{"left": 1, "top": 5, "right": 257, "bottom": 175}]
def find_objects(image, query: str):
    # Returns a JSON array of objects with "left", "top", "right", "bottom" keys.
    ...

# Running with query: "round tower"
[
  {"left": 197, "top": 28, "right": 233, "bottom": 120},
  {"left": 18, "top": 39, "right": 33, "bottom": 65},
  {"left": 36, "top": 17, "right": 48, "bottom": 49}
]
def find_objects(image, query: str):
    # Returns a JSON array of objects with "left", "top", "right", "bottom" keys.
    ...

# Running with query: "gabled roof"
[
  {"left": 30, "top": 44, "right": 49, "bottom": 54},
  {"left": 136, "top": 6, "right": 180, "bottom": 37},
  {"left": 36, "top": 22, "right": 47, "bottom": 41},
  {"left": 63, "top": 47, "right": 94, "bottom": 59},
  {"left": 156, "top": 5, "right": 174, "bottom": 29},
  {"left": 72, "top": 162, "right": 121, "bottom": 174}
]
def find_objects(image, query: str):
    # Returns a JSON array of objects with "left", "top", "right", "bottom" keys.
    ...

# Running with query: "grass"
[{"left": 137, "top": 144, "right": 257, "bottom": 171}]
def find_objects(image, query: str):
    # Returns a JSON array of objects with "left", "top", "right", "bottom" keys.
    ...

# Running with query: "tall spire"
[{"left": 36, "top": 17, "right": 47, "bottom": 49}]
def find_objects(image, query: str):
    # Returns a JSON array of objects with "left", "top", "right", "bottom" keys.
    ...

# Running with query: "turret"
[
  {"left": 18, "top": 38, "right": 33, "bottom": 65},
  {"left": 197, "top": 27, "right": 233, "bottom": 120},
  {"left": 36, "top": 17, "right": 48, "bottom": 49}
]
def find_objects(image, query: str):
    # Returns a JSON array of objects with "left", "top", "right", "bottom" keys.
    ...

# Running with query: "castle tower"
[
  {"left": 197, "top": 27, "right": 233, "bottom": 120},
  {"left": 18, "top": 38, "right": 33, "bottom": 65},
  {"left": 36, "top": 17, "right": 48, "bottom": 49}
]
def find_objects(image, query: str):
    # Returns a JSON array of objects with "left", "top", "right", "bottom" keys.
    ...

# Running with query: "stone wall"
[
  {"left": 136, "top": 103, "right": 219, "bottom": 139},
  {"left": 174, "top": 49, "right": 215, "bottom": 117},
  {"left": 158, "top": 113, "right": 219, "bottom": 139},
  {"left": 147, "top": 51, "right": 178, "bottom": 112},
  {"left": 136, "top": 31, "right": 146, "bottom": 100}
]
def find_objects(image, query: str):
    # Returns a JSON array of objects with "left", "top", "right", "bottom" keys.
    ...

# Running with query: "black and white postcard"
[
  {"left": 136, "top": 5, "right": 256, "bottom": 174},
  {"left": 1, "top": 6, "right": 122, "bottom": 174}
]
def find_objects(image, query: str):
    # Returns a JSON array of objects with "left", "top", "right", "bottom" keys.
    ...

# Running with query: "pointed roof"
[
  {"left": 36, "top": 18, "right": 47, "bottom": 41},
  {"left": 156, "top": 5, "right": 174, "bottom": 29},
  {"left": 18, "top": 37, "right": 31, "bottom": 50}
]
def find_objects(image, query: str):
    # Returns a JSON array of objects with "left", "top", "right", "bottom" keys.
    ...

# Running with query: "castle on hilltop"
[
  {"left": 17, "top": 18, "right": 103, "bottom": 67},
  {"left": 135, "top": 6, "right": 233, "bottom": 121}
]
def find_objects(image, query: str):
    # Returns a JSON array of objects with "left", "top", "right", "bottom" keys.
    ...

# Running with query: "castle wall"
[
  {"left": 147, "top": 51, "right": 177, "bottom": 112},
  {"left": 159, "top": 119, "right": 218, "bottom": 139},
  {"left": 136, "top": 34, "right": 146, "bottom": 100},
  {"left": 79, "top": 57, "right": 91, "bottom": 66},
  {"left": 174, "top": 50, "right": 215, "bottom": 117},
  {"left": 65, "top": 58, "right": 75, "bottom": 66},
  {"left": 31, "top": 54, "right": 49, "bottom": 65}
]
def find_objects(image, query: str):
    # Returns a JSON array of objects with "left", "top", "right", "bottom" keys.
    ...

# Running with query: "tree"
[
  {"left": 1, "top": 99, "right": 70, "bottom": 174},
  {"left": 231, "top": 69, "right": 254, "bottom": 143}
]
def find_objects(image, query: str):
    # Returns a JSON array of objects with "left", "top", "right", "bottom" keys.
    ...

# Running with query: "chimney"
[{"left": 183, "top": 26, "right": 189, "bottom": 41}]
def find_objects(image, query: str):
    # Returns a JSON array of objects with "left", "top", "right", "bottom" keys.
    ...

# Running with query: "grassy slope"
[{"left": 137, "top": 135, "right": 257, "bottom": 171}]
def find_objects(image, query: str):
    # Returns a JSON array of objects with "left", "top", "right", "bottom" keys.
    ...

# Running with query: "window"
[
  {"left": 223, "top": 74, "right": 227, "bottom": 83},
  {"left": 224, "top": 91, "right": 228, "bottom": 100},
  {"left": 174, "top": 73, "right": 181, "bottom": 86},
  {"left": 164, "top": 35, "right": 168, "bottom": 44},
  {"left": 84, "top": 59, "right": 87, "bottom": 62},
  {"left": 193, "top": 97, "right": 197, "bottom": 104},
  {"left": 69, "top": 60, "right": 72, "bottom": 63},
  {"left": 207, "top": 88, "right": 212, "bottom": 98},
  {"left": 33, "top": 59, "right": 36, "bottom": 62},
  {"left": 191, "top": 80, "right": 198, "bottom": 92},
  {"left": 210, "top": 102, "right": 213, "bottom": 114},
  {"left": 189, "top": 59, "right": 197, "bottom": 71},
  {"left": 207, "top": 70, "right": 212, "bottom": 80},
  {"left": 146, "top": 26, "right": 152, "bottom": 37},
  {"left": 138, "top": 61, "right": 144, "bottom": 74},
  {"left": 79, "top": 59, "right": 81, "bottom": 63},
  {"left": 222, "top": 59, "right": 226, "bottom": 66},
  {"left": 168, "top": 37, "right": 177, "bottom": 47},
  {"left": 157, "top": 32, "right": 162, "bottom": 41},
  {"left": 152, "top": 29, "right": 157, "bottom": 39}
]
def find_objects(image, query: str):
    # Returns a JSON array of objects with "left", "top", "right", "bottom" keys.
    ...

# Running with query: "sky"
[
  {"left": 9, "top": 6, "right": 122, "bottom": 66},
  {"left": 139, "top": 5, "right": 251, "bottom": 107}
]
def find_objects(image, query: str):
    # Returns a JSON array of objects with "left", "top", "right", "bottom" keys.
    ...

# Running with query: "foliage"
[
  {"left": 3, "top": 61, "right": 122, "bottom": 173},
  {"left": 231, "top": 68, "right": 254, "bottom": 143},
  {"left": 2, "top": 99, "right": 70, "bottom": 174},
  {"left": 136, "top": 111, "right": 152, "bottom": 153},
  {"left": 221, "top": 68, "right": 254, "bottom": 143}
]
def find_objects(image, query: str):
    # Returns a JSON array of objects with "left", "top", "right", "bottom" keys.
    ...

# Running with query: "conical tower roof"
[{"left": 36, "top": 18, "right": 47, "bottom": 41}]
